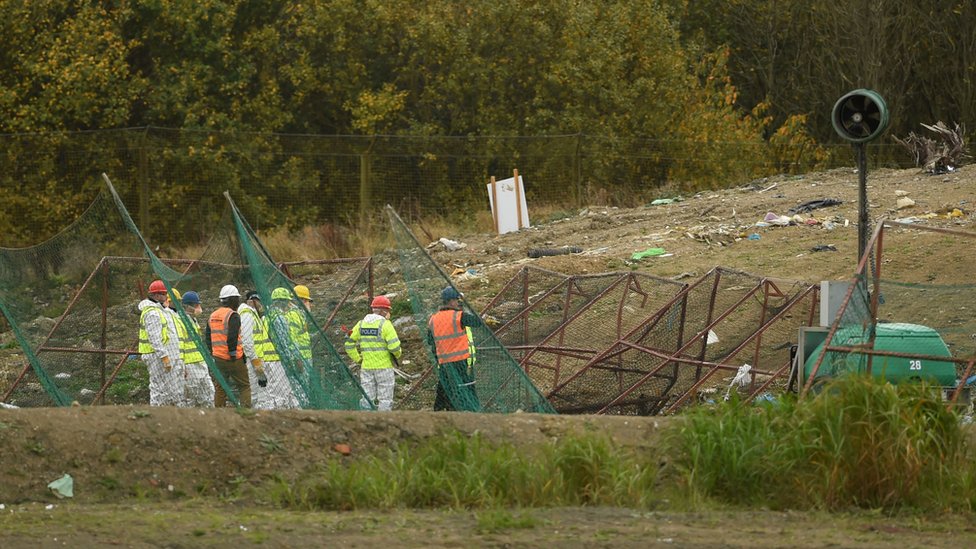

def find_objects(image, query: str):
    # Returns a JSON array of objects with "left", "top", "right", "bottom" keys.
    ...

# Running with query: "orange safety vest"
[
  {"left": 429, "top": 310, "right": 470, "bottom": 365},
  {"left": 209, "top": 307, "right": 242, "bottom": 360}
]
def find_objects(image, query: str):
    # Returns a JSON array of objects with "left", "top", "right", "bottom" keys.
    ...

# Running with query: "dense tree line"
[
  {"left": 679, "top": 0, "right": 976, "bottom": 142},
  {"left": 2, "top": 0, "right": 969, "bottom": 246}
]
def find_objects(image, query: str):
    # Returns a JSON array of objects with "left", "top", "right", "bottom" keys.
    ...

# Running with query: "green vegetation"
[
  {"left": 263, "top": 375, "right": 976, "bottom": 513},
  {"left": 267, "top": 432, "right": 659, "bottom": 510},
  {"left": 0, "top": 0, "right": 834, "bottom": 249},
  {"left": 672, "top": 375, "right": 975, "bottom": 511}
]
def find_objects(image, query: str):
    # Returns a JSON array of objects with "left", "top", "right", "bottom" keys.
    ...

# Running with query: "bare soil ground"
[
  {"left": 2, "top": 165, "right": 975, "bottom": 546},
  {"left": 425, "top": 165, "right": 975, "bottom": 306}
]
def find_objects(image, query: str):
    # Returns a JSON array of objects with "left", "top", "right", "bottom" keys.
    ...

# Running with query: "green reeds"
[
  {"left": 267, "top": 432, "right": 659, "bottom": 511},
  {"left": 673, "top": 375, "right": 974, "bottom": 511}
]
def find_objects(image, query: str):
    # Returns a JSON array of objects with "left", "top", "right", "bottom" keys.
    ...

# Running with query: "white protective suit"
[{"left": 139, "top": 299, "right": 184, "bottom": 406}]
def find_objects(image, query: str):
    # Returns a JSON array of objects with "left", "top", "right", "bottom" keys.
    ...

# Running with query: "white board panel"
[{"left": 487, "top": 175, "right": 530, "bottom": 234}]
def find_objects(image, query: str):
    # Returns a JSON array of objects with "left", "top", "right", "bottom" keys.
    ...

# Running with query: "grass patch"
[
  {"left": 259, "top": 433, "right": 285, "bottom": 453},
  {"left": 671, "top": 374, "right": 975, "bottom": 512},
  {"left": 266, "top": 432, "right": 660, "bottom": 511}
]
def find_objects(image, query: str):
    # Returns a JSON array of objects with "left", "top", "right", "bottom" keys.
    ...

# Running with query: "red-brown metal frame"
[{"left": 802, "top": 219, "right": 976, "bottom": 407}]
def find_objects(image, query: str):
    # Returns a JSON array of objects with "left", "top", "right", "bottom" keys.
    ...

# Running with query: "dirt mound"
[{"left": 0, "top": 406, "right": 667, "bottom": 504}]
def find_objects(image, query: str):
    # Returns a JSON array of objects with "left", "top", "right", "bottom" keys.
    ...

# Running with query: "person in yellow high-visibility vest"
[
  {"left": 288, "top": 284, "right": 314, "bottom": 364},
  {"left": 344, "top": 295, "right": 402, "bottom": 410},
  {"left": 176, "top": 290, "right": 215, "bottom": 407},
  {"left": 138, "top": 280, "right": 183, "bottom": 406},
  {"left": 241, "top": 290, "right": 298, "bottom": 409}
]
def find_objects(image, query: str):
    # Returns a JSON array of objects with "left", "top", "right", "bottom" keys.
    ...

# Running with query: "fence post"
[
  {"left": 575, "top": 133, "right": 583, "bottom": 208},
  {"left": 359, "top": 141, "right": 373, "bottom": 228},
  {"left": 137, "top": 128, "right": 150, "bottom": 234}
]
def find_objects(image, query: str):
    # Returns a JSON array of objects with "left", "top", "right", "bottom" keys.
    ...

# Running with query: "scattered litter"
[
  {"left": 393, "top": 367, "right": 420, "bottom": 381},
  {"left": 894, "top": 190, "right": 910, "bottom": 197},
  {"left": 577, "top": 246, "right": 610, "bottom": 256},
  {"left": 45, "top": 504, "right": 54, "bottom": 510},
  {"left": 747, "top": 233, "right": 761, "bottom": 241},
  {"left": 757, "top": 182, "right": 778, "bottom": 193},
  {"left": 803, "top": 218, "right": 821, "bottom": 225},
  {"left": 894, "top": 216, "right": 922, "bottom": 224},
  {"left": 649, "top": 197, "right": 683, "bottom": 206},
  {"left": 811, "top": 244, "right": 837, "bottom": 252},
  {"left": 0, "top": 403, "right": 19, "bottom": 409},
  {"left": 788, "top": 198, "right": 842, "bottom": 215},
  {"left": 672, "top": 272, "right": 697, "bottom": 280},
  {"left": 631, "top": 248, "right": 667, "bottom": 260},
  {"left": 724, "top": 364, "right": 753, "bottom": 400},
  {"left": 706, "top": 330, "right": 720, "bottom": 345},
  {"left": 54, "top": 373, "right": 71, "bottom": 380},
  {"left": 823, "top": 221, "right": 837, "bottom": 230},
  {"left": 333, "top": 443, "right": 352, "bottom": 455},
  {"left": 896, "top": 197, "right": 916, "bottom": 209},
  {"left": 434, "top": 237, "right": 466, "bottom": 251},
  {"left": 47, "top": 474, "right": 73, "bottom": 499},
  {"left": 754, "top": 393, "right": 777, "bottom": 403},
  {"left": 527, "top": 246, "right": 583, "bottom": 258},
  {"left": 761, "top": 212, "right": 792, "bottom": 226}
]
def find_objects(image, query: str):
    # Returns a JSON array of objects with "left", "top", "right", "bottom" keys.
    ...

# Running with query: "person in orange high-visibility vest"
[
  {"left": 206, "top": 284, "right": 261, "bottom": 407},
  {"left": 426, "top": 286, "right": 481, "bottom": 412}
]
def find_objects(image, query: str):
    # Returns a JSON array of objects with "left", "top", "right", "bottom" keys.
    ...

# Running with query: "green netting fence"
[
  {"left": 0, "top": 174, "right": 369, "bottom": 409},
  {"left": 385, "top": 205, "right": 555, "bottom": 414}
]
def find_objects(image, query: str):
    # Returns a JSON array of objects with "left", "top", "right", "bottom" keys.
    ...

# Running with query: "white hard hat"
[{"left": 219, "top": 284, "right": 241, "bottom": 299}]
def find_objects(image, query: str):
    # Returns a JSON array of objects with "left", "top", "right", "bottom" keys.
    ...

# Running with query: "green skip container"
[{"left": 804, "top": 323, "right": 956, "bottom": 387}]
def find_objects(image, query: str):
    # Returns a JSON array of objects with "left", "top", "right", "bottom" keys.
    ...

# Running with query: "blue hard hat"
[
  {"left": 441, "top": 286, "right": 461, "bottom": 301},
  {"left": 182, "top": 291, "right": 201, "bottom": 306}
]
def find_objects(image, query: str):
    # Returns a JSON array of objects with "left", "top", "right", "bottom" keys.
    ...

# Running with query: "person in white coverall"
[
  {"left": 239, "top": 290, "right": 296, "bottom": 409},
  {"left": 175, "top": 290, "right": 215, "bottom": 407},
  {"left": 344, "top": 295, "right": 402, "bottom": 411},
  {"left": 138, "top": 280, "right": 184, "bottom": 406}
]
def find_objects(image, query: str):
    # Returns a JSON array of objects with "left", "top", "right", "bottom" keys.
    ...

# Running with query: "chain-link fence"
[{"left": 0, "top": 127, "right": 911, "bottom": 248}]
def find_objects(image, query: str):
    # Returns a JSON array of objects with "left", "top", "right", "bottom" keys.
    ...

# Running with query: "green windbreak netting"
[
  {"left": 224, "top": 193, "right": 369, "bottom": 410},
  {"left": 0, "top": 183, "right": 199, "bottom": 407},
  {"left": 385, "top": 205, "right": 555, "bottom": 414},
  {"left": 0, "top": 174, "right": 367, "bottom": 409}
]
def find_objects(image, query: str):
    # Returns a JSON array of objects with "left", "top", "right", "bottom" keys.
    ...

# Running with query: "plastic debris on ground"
[
  {"left": 747, "top": 233, "right": 761, "bottom": 241},
  {"left": 811, "top": 244, "right": 838, "bottom": 252},
  {"left": 761, "top": 212, "right": 794, "bottom": 226},
  {"left": 788, "top": 198, "right": 842, "bottom": 215},
  {"left": 649, "top": 196, "right": 683, "bottom": 206},
  {"left": 724, "top": 364, "right": 753, "bottom": 400},
  {"left": 631, "top": 247, "right": 667, "bottom": 260},
  {"left": 47, "top": 474, "right": 74, "bottom": 499},
  {"left": 428, "top": 237, "right": 466, "bottom": 251}
]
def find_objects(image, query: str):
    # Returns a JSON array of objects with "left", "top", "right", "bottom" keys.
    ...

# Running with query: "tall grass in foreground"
[
  {"left": 673, "top": 375, "right": 976, "bottom": 511},
  {"left": 266, "top": 432, "right": 660, "bottom": 510}
]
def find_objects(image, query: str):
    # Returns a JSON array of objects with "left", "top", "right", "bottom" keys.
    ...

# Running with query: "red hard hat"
[
  {"left": 148, "top": 280, "right": 167, "bottom": 294},
  {"left": 370, "top": 295, "right": 391, "bottom": 310}
]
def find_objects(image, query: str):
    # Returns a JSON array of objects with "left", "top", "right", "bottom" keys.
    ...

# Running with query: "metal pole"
[{"left": 856, "top": 143, "right": 868, "bottom": 261}]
